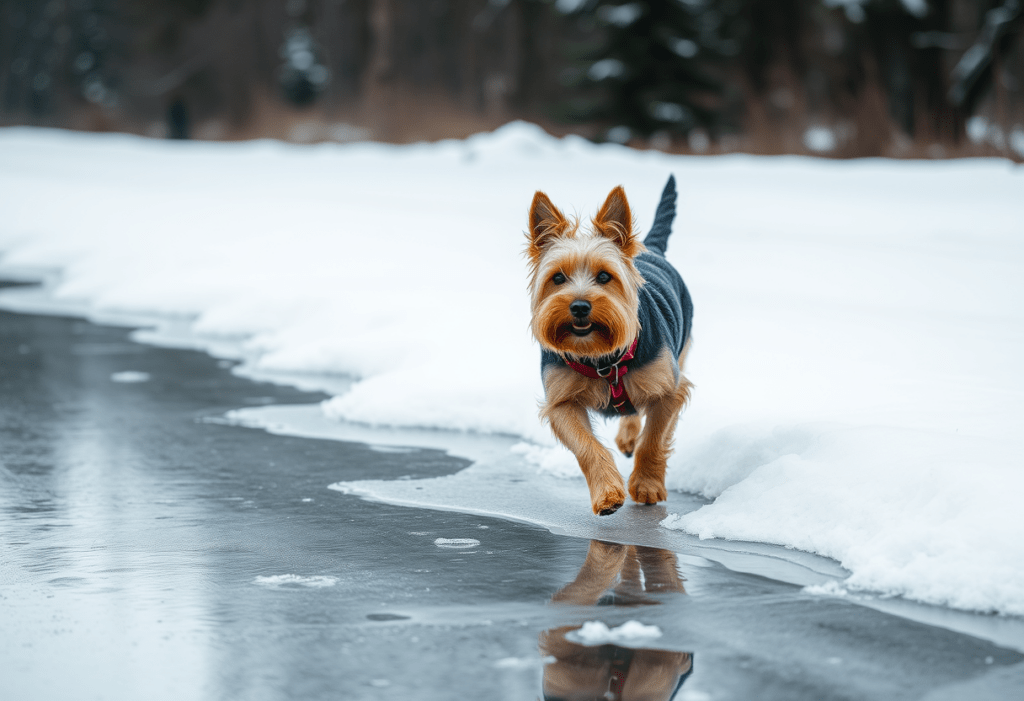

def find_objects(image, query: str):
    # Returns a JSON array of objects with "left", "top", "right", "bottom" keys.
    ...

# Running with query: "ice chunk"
[
  {"left": 570, "top": 620, "right": 663, "bottom": 646},
  {"left": 803, "top": 581, "right": 850, "bottom": 597},
  {"left": 433, "top": 538, "right": 480, "bottom": 549},
  {"left": 252, "top": 575, "right": 338, "bottom": 588},
  {"left": 110, "top": 371, "right": 150, "bottom": 383}
]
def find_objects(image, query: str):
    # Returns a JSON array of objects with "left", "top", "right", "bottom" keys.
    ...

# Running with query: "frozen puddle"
[
  {"left": 226, "top": 403, "right": 846, "bottom": 587},
  {"left": 226, "top": 403, "right": 1024, "bottom": 653}
]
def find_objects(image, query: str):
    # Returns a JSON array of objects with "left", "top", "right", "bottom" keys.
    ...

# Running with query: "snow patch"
[
  {"left": 493, "top": 657, "right": 539, "bottom": 670},
  {"left": 569, "top": 620, "right": 663, "bottom": 646},
  {"left": 510, "top": 441, "right": 580, "bottom": 479},
  {"left": 110, "top": 371, "right": 150, "bottom": 383},
  {"left": 803, "top": 581, "right": 850, "bottom": 597},
  {"left": 252, "top": 574, "right": 338, "bottom": 588},
  {"left": 433, "top": 538, "right": 480, "bottom": 549},
  {"left": 803, "top": 126, "right": 837, "bottom": 152}
]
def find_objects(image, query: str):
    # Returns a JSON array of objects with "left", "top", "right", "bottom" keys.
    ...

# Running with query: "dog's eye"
[
  {"left": 552, "top": 272, "right": 566, "bottom": 285},
  {"left": 596, "top": 271, "right": 612, "bottom": 284}
]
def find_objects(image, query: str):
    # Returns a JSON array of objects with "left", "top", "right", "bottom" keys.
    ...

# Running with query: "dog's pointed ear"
[
  {"left": 593, "top": 186, "right": 640, "bottom": 257},
  {"left": 528, "top": 191, "right": 569, "bottom": 261}
]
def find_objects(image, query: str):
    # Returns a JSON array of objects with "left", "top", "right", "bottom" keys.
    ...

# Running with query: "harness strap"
[
  {"left": 607, "top": 646, "right": 635, "bottom": 698},
  {"left": 563, "top": 338, "right": 639, "bottom": 415}
]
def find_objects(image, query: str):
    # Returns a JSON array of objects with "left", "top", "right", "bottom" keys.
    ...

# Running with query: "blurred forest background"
[{"left": 1, "top": 0, "right": 1022, "bottom": 159}]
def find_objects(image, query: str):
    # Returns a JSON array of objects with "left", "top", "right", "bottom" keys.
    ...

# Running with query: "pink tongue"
[{"left": 573, "top": 321, "right": 590, "bottom": 329}]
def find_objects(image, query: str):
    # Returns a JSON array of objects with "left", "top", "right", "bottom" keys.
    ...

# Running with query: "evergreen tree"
[{"left": 563, "top": 0, "right": 726, "bottom": 143}]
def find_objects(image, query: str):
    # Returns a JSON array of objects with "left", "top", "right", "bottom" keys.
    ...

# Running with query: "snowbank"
[{"left": 1, "top": 124, "right": 1022, "bottom": 616}]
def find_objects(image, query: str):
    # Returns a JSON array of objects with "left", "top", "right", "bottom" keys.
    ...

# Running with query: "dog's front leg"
[
  {"left": 550, "top": 540, "right": 627, "bottom": 604},
  {"left": 545, "top": 401, "right": 627, "bottom": 515}
]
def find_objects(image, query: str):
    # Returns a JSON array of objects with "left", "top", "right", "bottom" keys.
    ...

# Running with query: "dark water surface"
[{"left": 1, "top": 306, "right": 1021, "bottom": 701}]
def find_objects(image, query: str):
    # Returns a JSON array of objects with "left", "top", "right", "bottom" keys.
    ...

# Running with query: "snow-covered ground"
[{"left": 1, "top": 125, "right": 1022, "bottom": 617}]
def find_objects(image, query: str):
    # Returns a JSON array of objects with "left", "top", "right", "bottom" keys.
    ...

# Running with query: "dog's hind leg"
[
  {"left": 615, "top": 415, "right": 642, "bottom": 457},
  {"left": 634, "top": 545, "right": 687, "bottom": 593},
  {"left": 629, "top": 373, "right": 692, "bottom": 504}
]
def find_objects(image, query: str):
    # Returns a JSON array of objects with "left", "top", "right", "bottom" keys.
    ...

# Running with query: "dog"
[{"left": 527, "top": 176, "right": 693, "bottom": 516}]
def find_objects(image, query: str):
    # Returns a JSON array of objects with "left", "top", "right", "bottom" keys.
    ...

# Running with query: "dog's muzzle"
[{"left": 570, "top": 300, "right": 592, "bottom": 335}]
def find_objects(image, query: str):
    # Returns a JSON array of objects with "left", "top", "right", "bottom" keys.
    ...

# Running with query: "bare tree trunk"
[{"left": 363, "top": 0, "right": 398, "bottom": 140}]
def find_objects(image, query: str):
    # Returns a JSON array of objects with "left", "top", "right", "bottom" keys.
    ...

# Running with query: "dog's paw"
[
  {"left": 628, "top": 474, "right": 667, "bottom": 504},
  {"left": 592, "top": 485, "right": 627, "bottom": 516},
  {"left": 615, "top": 416, "right": 641, "bottom": 458}
]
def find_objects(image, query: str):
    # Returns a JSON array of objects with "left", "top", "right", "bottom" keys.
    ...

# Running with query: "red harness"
[{"left": 563, "top": 338, "right": 639, "bottom": 415}]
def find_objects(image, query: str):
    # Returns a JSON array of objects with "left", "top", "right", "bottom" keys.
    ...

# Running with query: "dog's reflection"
[{"left": 541, "top": 540, "right": 693, "bottom": 701}]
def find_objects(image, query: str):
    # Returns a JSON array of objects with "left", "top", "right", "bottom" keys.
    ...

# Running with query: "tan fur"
[
  {"left": 629, "top": 342, "right": 693, "bottom": 505},
  {"left": 539, "top": 372, "right": 627, "bottom": 515},
  {"left": 549, "top": 539, "right": 629, "bottom": 604},
  {"left": 528, "top": 186, "right": 693, "bottom": 515},
  {"left": 529, "top": 235, "right": 643, "bottom": 357},
  {"left": 592, "top": 185, "right": 643, "bottom": 258},
  {"left": 541, "top": 540, "right": 692, "bottom": 701},
  {"left": 550, "top": 540, "right": 687, "bottom": 605},
  {"left": 615, "top": 414, "right": 642, "bottom": 457}
]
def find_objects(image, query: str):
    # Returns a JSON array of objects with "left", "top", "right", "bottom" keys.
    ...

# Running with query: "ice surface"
[
  {"left": 570, "top": 620, "right": 663, "bottom": 645},
  {"left": 1, "top": 124, "right": 1023, "bottom": 616},
  {"left": 235, "top": 404, "right": 847, "bottom": 589}
]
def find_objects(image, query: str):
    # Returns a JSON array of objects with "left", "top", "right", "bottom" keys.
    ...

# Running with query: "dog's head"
[{"left": 526, "top": 186, "right": 644, "bottom": 358}]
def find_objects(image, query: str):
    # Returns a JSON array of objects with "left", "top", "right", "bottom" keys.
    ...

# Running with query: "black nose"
[{"left": 570, "top": 300, "right": 591, "bottom": 319}]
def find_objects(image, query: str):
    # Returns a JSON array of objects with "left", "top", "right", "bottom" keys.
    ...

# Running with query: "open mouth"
[
  {"left": 570, "top": 320, "right": 593, "bottom": 336},
  {"left": 557, "top": 320, "right": 607, "bottom": 340}
]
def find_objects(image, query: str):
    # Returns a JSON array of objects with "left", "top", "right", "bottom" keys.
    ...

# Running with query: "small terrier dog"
[{"left": 527, "top": 176, "right": 693, "bottom": 516}]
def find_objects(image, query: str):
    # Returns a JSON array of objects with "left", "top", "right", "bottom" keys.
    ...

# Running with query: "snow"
[
  {"left": 1, "top": 124, "right": 1023, "bottom": 617},
  {"left": 824, "top": 0, "right": 867, "bottom": 23},
  {"left": 803, "top": 126, "right": 837, "bottom": 152},
  {"left": 252, "top": 575, "right": 338, "bottom": 588},
  {"left": 433, "top": 538, "right": 481, "bottom": 549},
  {"left": 493, "top": 657, "right": 539, "bottom": 670},
  {"left": 1012, "top": 129, "right": 1024, "bottom": 159},
  {"left": 569, "top": 620, "right": 663, "bottom": 646},
  {"left": 110, "top": 371, "right": 151, "bottom": 383},
  {"left": 823, "top": 0, "right": 926, "bottom": 23},
  {"left": 660, "top": 427, "right": 1024, "bottom": 613},
  {"left": 899, "top": 0, "right": 929, "bottom": 18},
  {"left": 803, "top": 581, "right": 850, "bottom": 597}
]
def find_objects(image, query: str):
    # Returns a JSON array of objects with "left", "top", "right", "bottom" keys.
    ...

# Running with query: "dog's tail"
[{"left": 643, "top": 174, "right": 676, "bottom": 256}]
